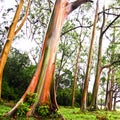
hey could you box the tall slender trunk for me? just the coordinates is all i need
[0,0,30,100]
[72,29,82,108]
[90,6,106,110]
[113,92,117,111]
[104,68,111,110]
[108,69,114,111]
[81,0,98,111]
[108,27,116,111]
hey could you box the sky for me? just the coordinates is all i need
[0,0,38,53]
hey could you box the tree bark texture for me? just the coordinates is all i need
[30,0,93,110]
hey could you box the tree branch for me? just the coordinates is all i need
[102,14,120,35]
[15,0,31,36]
[69,0,93,13]
[101,60,120,70]
[61,24,92,36]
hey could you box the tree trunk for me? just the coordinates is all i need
[0,0,30,100]
[108,69,114,111]
[32,0,92,111]
[104,68,111,110]
[72,29,82,108]
[35,0,93,109]
[6,0,93,117]
[113,92,117,111]
[90,6,106,110]
[81,0,98,111]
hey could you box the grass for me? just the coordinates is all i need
[60,106,120,120]
[1,104,120,120]
[0,104,11,116]
[60,106,96,120]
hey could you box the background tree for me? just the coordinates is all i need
[90,5,120,110]
[81,0,98,111]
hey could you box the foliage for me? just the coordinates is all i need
[57,87,92,107]
[57,88,72,106]
[2,48,36,101]
[17,93,37,116]
[25,93,38,106]
[36,105,50,117]
[17,102,30,116]
[36,105,61,119]
[0,104,11,117]
[2,80,17,100]
[1,104,120,119]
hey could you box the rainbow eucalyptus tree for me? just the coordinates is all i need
[6,0,93,117]
[0,0,30,100]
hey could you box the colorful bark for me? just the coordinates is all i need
[28,0,93,116]
[0,0,25,99]
[36,0,93,107]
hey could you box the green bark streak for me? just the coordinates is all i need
[36,45,51,101]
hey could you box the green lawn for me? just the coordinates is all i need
[1,104,120,120]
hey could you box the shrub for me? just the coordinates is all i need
[37,105,50,117]
[17,103,30,116]
[25,93,37,106]
[17,93,37,116]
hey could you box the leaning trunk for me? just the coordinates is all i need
[30,0,93,114]
[0,0,30,100]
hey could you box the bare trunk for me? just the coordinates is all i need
[72,36,82,108]
[108,69,114,111]
[113,93,117,111]
[0,0,30,99]
[104,68,111,110]
[81,0,98,111]
[90,6,105,110]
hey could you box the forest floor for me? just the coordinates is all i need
[0,103,120,120]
